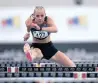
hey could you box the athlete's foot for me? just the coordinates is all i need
[23,43,32,62]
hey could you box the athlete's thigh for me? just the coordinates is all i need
[31,47,43,57]
[50,51,76,67]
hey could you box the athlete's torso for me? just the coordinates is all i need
[30,16,51,43]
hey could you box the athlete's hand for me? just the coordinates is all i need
[26,20,40,30]
[25,18,32,28]
[32,23,40,30]
[23,33,30,41]
[25,18,40,30]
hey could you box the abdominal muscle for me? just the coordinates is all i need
[32,35,51,43]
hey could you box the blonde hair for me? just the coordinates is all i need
[33,6,45,14]
[30,6,45,19]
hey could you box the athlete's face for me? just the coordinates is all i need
[34,9,46,25]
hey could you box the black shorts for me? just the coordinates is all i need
[30,41,58,60]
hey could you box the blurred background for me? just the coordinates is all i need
[0,0,98,83]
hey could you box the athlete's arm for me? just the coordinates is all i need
[41,16,58,33]
[25,15,33,33]
[25,14,40,32]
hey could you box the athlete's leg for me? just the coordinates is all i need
[50,51,76,67]
[31,48,43,59]
[23,43,43,62]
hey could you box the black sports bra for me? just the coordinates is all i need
[30,16,50,40]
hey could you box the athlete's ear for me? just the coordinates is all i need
[30,14,33,18]
[31,13,36,19]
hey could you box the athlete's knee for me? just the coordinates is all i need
[31,48,43,59]
[34,48,42,54]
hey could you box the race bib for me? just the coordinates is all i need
[33,31,49,39]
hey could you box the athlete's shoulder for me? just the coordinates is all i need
[45,16,55,25]
[46,16,54,23]
[46,16,52,20]
[46,16,57,30]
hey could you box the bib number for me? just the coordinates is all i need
[33,31,48,39]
